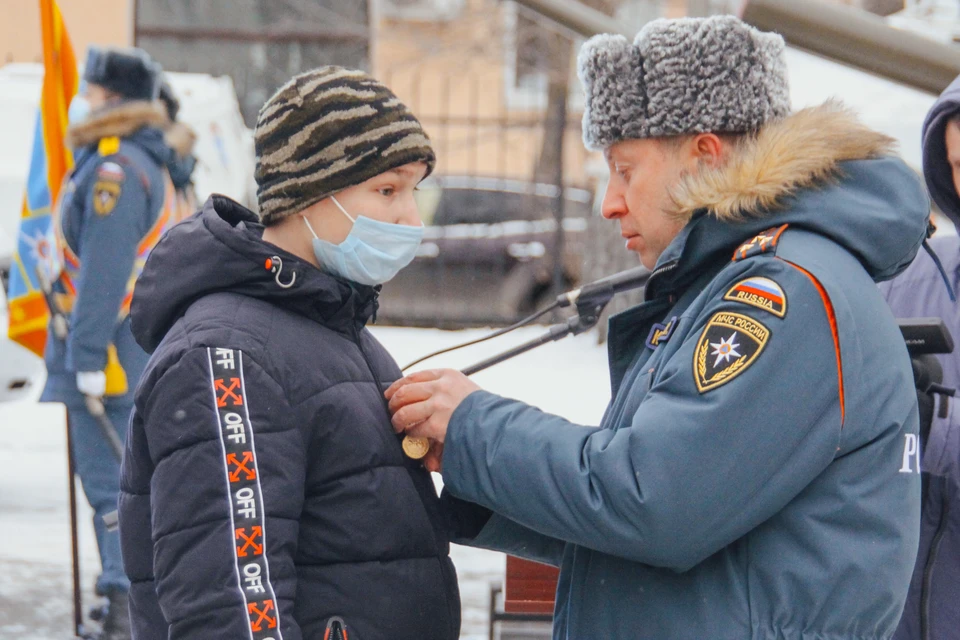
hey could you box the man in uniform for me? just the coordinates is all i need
[41,46,169,639]
[388,16,926,639]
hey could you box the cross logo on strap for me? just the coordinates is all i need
[227,451,256,482]
[236,526,264,557]
[215,377,243,407]
[248,600,277,632]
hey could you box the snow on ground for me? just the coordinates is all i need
[0,324,611,639]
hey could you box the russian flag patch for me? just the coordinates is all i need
[723,277,786,318]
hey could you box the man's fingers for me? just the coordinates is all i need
[391,400,433,433]
[384,369,442,400]
[404,414,446,443]
[387,381,435,414]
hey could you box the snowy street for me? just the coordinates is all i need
[0,324,612,639]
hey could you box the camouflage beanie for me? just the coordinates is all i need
[254,66,436,225]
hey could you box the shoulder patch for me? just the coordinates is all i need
[694,312,770,393]
[724,277,786,318]
[98,136,121,156]
[733,224,789,261]
[92,180,122,216]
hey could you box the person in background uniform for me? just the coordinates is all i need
[157,79,200,221]
[40,46,168,640]
[388,16,927,639]
[118,67,461,640]
[882,74,960,640]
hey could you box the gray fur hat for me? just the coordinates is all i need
[577,15,790,150]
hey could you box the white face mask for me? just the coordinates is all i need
[68,95,92,126]
[302,196,424,286]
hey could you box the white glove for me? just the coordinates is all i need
[76,371,106,398]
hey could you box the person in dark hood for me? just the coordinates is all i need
[881,75,960,640]
[118,66,461,640]
[388,16,926,639]
[40,45,168,639]
[157,79,199,219]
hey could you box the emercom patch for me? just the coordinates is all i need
[92,180,122,216]
[694,312,770,393]
[723,277,786,318]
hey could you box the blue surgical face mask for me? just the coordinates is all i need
[68,95,91,126]
[304,196,424,286]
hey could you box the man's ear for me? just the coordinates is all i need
[691,133,724,169]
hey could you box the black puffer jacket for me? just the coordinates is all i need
[119,195,461,640]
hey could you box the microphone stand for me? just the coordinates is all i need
[461,297,610,376]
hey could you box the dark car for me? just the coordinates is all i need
[378,176,592,327]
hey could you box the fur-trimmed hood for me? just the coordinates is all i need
[652,101,930,289]
[670,102,896,221]
[67,100,167,149]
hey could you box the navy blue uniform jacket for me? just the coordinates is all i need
[443,104,927,639]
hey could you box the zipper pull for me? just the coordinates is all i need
[324,616,348,640]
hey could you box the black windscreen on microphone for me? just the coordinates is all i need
[556,266,651,308]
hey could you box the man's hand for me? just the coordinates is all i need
[385,369,481,444]
[423,441,444,474]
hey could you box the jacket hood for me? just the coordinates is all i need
[130,195,379,354]
[165,152,197,190]
[921,75,960,229]
[652,101,930,293]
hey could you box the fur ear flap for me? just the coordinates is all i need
[577,34,645,151]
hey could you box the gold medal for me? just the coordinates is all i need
[402,435,429,460]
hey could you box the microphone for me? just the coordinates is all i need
[556,266,651,308]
